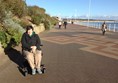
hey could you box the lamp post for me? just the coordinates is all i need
[87,0,91,28]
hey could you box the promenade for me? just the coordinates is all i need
[0,24,118,83]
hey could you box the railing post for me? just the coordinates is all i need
[114,24,116,32]
[108,24,111,31]
[98,23,99,29]
[99,23,101,29]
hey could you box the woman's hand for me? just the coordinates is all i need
[31,46,37,53]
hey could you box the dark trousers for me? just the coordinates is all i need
[102,30,106,35]
[59,25,61,29]
[64,25,67,29]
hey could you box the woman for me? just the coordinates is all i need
[21,25,42,75]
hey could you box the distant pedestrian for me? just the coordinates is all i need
[58,21,62,29]
[71,21,74,24]
[101,22,107,35]
[63,21,67,29]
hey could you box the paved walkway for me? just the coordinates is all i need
[0,24,118,83]
[42,24,118,60]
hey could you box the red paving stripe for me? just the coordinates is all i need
[112,44,118,48]
[93,48,118,56]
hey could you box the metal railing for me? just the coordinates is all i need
[75,22,118,32]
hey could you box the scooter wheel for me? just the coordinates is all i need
[41,67,46,74]
[24,71,28,76]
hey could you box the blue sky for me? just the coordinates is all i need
[26,0,118,19]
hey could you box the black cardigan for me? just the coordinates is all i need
[21,32,41,51]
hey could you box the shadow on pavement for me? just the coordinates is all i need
[79,31,102,35]
[4,38,26,76]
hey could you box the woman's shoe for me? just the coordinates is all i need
[32,69,36,75]
[37,68,42,74]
